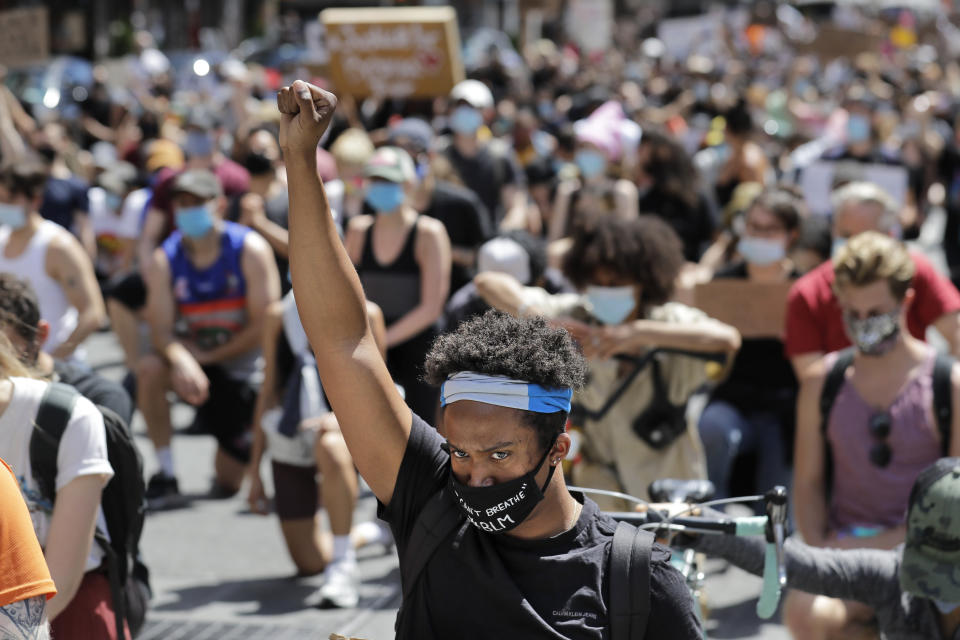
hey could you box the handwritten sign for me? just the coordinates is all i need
[0,7,48,68]
[799,160,909,217]
[565,0,613,54]
[792,26,884,62]
[321,7,464,98]
[693,280,792,339]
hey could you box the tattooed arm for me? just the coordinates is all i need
[44,229,106,360]
[0,597,50,640]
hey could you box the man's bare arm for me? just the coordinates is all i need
[280,81,410,507]
[46,232,106,359]
[0,596,50,640]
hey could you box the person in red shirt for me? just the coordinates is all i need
[784,181,960,381]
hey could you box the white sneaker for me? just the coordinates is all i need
[315,560,359,609]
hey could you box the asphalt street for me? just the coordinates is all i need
[83,328,792,640]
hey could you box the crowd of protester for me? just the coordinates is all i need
[3,3,960,638]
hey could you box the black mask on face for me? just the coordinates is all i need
[243,151,273,176]
[36,145,56,163]
[447,436,558,534]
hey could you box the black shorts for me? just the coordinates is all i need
[271,461,319,520]
[195,365,258,463]
[103,272,147,311]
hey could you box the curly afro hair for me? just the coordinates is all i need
[562,214,684,306]
[425,310,587,452]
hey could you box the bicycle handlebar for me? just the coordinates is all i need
[573,485,789,620]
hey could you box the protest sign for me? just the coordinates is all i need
[321,7,464,98]
[799,160,909,216]
[657,13,722,61]
[792,26,884,61]
[693,280,792,339]
[0,7,48,68]
[565,0,613,54]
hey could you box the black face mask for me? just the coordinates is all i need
[447,437,557,534]
[243,152,274,176]
[36,145,56,163]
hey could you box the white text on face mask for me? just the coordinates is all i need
[485,490,526,516]
[469,514,516,532]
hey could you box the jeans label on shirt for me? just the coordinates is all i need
[553,609,598,620]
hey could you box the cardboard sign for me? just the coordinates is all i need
[799,160,909,217]
[321,7,464,98]
[792,26,884,62]
[0,7,48,68]
[693,280,792,339]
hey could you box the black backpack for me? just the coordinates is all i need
[30,382,151,638]
[819,348,954,493]
[395,487,654,639]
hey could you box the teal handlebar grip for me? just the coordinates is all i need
[756,542,782,619]
[734,516,768,537]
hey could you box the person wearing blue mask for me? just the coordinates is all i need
[698,189,804,503]
[389,118,492,296]
[474,214,740,510]
[344,146,451,425]
[440,80,528,232]
[549,112,638,245]
[0,163,105,364]
[137,169,281,509]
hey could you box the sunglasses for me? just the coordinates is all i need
[868,412,892,468]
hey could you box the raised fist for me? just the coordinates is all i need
[277,80,338,156]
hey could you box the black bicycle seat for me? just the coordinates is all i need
[648,479,716,503]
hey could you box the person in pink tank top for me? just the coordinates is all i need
[788,231,960,640]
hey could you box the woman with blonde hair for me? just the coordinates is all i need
[0,329,121,638]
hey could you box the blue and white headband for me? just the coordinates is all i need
[440,372,573,414]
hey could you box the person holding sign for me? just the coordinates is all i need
[698,189,804,500]
[278,80,701,639]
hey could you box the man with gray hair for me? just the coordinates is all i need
[784,181,960,381]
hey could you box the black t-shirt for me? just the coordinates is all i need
[443,142,523,229]
[40,176,89,232]
[379,413,702,639]
[54,360,134,427]
[422,181,492,295]
[709,262,797,418]
[638,189,716,262]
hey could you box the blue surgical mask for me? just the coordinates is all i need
[0,202,27,229]
[847,114,871,144]
[175,204,215,238]
[105,192,123,212]
[575,149,607,179]
[832,237,847,258]
[737,236,786,266]
[365,182,405,214]
[586,285,637,325]
[450,105,483,136]
[934,599,960,615]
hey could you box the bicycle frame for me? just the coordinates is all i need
[571,485,789,632]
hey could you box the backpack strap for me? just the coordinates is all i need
[933,352,954,455]
[819,349,854,438]
[610,522,654,640]
[819,348,854,501]
[395,487,465,631]
[29,382,79,502]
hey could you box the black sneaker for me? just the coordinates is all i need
[146,472,185,511]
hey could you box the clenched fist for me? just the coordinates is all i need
[277,80,338,156]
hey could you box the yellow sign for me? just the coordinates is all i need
[321,7,465,98]
[693,279,793,339]
[0,7,48,68]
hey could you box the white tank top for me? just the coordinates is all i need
[0,221,78,354]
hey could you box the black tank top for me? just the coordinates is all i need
[358,216,421,323]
